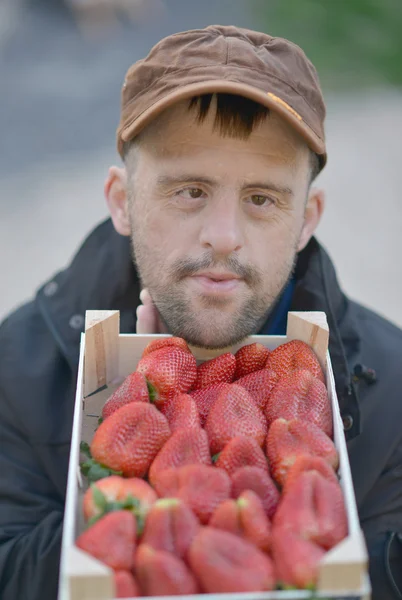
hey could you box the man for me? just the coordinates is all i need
[0,25,401,600]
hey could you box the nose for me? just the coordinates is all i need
[199,194,243,256]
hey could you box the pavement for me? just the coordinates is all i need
[1,1,401,328]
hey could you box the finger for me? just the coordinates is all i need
[136,304,158,334]
[139,288,153,306]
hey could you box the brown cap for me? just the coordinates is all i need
[117,25,327,168]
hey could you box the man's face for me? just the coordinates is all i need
[126,101,312,348]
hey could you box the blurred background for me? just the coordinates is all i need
[1,0,401,326]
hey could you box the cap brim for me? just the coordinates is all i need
[119,79,326,166]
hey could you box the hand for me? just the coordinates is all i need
[136,289,168,334]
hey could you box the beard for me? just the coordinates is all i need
[130,226,299,349]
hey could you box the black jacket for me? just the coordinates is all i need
[0,219,401,600]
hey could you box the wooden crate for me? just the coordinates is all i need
[58,310,371,600]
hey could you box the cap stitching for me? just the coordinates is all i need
[225,37,230,65]
[123,64,322,129]
[123,63,324,142]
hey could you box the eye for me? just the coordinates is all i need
[248,194,274,207]
[177,187,205,199]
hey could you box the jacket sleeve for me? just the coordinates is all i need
[0,388,64,600]
[361,438,402,600]
[366,531,402,600]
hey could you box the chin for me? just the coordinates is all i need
[169,318,253,350]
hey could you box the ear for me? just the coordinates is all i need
[104,166,131,236]
[297,187,325,252]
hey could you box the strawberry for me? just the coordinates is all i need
[188,527,275,593]
[236,368,279,410]
[190,382,229,426]
[136,347,197,406]
[90,403,170,478]
[266,338,325,383]
[154,465,231,524]
[149,428,211,487]
[284,455,339,493]
[76,511,136,571]
[141,498,200,560]
[266,418,339,487]
[83,476,157,530]
[101,372,149,421]
[271,526,325,589]
[234,343,271,379]
[231,466,280,519]
[215,436,269,476]
[141,336,191,358]
[113,570,139,598]
[274,470,348,550]
[209,490,272,551]
[193,353,236,390]
[205,384,267,454]
[135,544,199,596]
[161,393,200,432]
[265,369,333,438]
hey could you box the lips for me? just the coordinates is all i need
[189,273,242,295]
[194,272,241,282]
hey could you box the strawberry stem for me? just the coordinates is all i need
[80,458,123,483]
[211,453,221,463]
[146,379,158,402]
[80,441,92,459]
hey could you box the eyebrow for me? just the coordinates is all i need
[156,174,293,196]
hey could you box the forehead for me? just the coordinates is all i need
[136,99,310,172]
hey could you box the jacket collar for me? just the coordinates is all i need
[36,219,360,440]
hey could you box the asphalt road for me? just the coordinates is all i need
[1,1,401,328]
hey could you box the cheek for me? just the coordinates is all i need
[132,197,195,265]
[247,213,301,269]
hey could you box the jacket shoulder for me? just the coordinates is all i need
[349,300,402,366]
[0,299,76,445]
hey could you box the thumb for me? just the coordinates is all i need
[136,289,168,334]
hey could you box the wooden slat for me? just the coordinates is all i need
[318,529,368,592]
[65,547,114,600]
[84,311,120,397]
[286,311,329,371]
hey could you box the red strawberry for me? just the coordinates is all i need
[284,455,339,493]
[271,526,325,589]
[135,544,199,596]
[188,527,275,593]
[149,428,211,487]
[136,347,197,406]
[141,498,200,560]
[266,339,325,383]
[190,382,229,426]
[113,571,139,598]
[154,465,231,524]
[231,466,280,519]
[102,372,149,420]
[83,476,157,527]
[265,369,333,438]
[209,490,271,551]
[206,384,267,455]
[215,436,269,476]
[274,470,348,550]
[90,403,170,478]
[161,393,200,432]
[234,343,271,379]
[193,353,236,390]
[236,369,279,410]
[266,418,339,487]
[76,511,136,571]
[141,337,191,358]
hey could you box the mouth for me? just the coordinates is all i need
[189,272,243,295]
